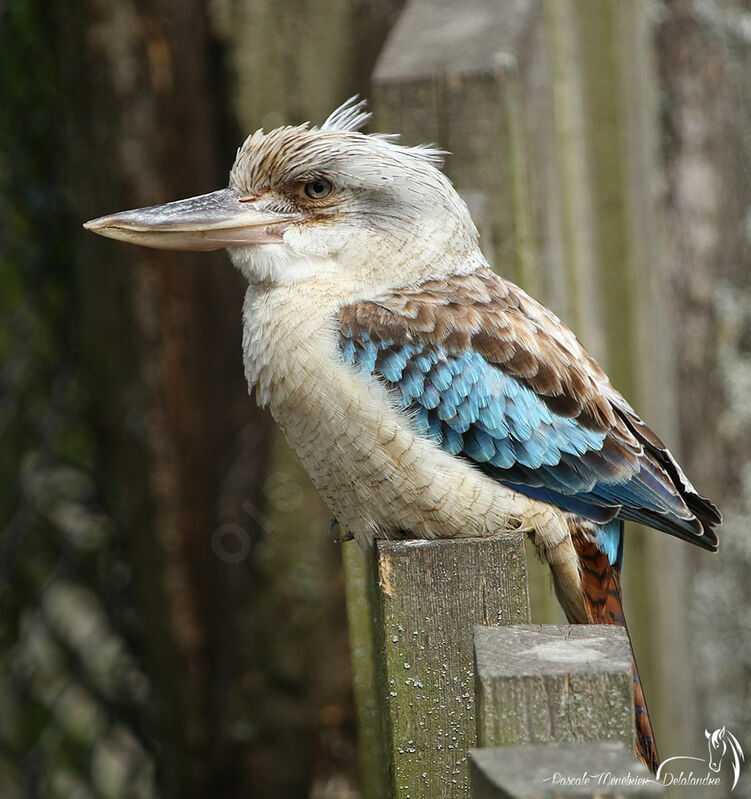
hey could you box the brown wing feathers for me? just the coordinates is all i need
[339,266,721,548]
[341,267,619,431]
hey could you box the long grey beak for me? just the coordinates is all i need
[83,188,295,251]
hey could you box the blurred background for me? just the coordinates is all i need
[1,0,750,797]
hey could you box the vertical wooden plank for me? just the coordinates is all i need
[372,536,530,798]
[543,0,602,348]
[342,542,390,799]
[543,0,679,761]
[371,0,541,287]
[655,5,751,784]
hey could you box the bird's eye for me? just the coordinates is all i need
[304,178,332,199]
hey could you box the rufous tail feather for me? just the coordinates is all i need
[572,529,659,773]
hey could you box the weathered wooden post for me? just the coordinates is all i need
[343,2,567,795]
[345,549,669,799]
[345,535,530,799]
[469,626,666,796]
[474,625,635,750]
[371,0,543,288]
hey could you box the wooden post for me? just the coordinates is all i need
[342,542,390,799]
[350,535,529,799]
[372,0,542,287]
[469,742,665,798]
[474,625,635,751]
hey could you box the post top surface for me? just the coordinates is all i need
[474,624,632,678]
[373,0,540,82]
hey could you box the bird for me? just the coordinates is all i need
[84,97,721,773]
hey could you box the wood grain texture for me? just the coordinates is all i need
[474,625,635,752]
[372,535,530,798]
[372,0,541,288]
[342,542,390,799]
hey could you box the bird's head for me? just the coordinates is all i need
[84,98,481,295]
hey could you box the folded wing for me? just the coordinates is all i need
[338,267,720,550]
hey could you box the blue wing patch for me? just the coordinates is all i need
[339,332,696,545]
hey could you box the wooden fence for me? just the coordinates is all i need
[344,537,664,798]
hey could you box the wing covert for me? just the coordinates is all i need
[338,267,720,550]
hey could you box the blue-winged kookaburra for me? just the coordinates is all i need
[85,99,721,772]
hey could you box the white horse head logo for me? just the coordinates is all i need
[706,727,744,788]
[657,726,745,791]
